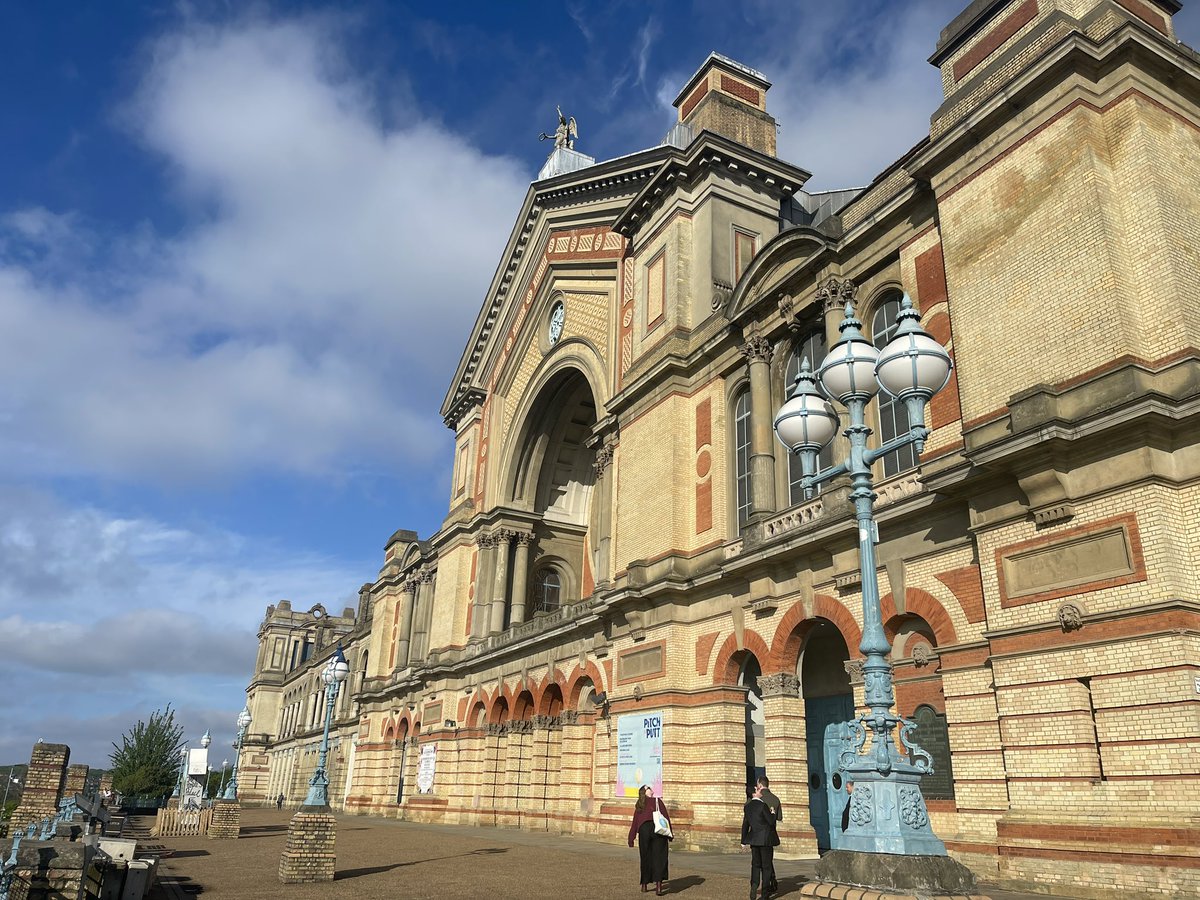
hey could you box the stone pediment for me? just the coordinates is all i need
[723,226,835,325]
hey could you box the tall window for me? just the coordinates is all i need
[530,568,562,615]
[872,295,918,477]
[785,331,832,504]
[734,388,752,527]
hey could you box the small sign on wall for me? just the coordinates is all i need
[416,743,437,794]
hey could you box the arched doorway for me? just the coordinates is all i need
[738,653,764,797]
[800,620,853,852]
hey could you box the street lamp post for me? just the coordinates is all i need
[2,770,18,810]
[774,296,953,857]
[222,707,253,801]
[218,759,229,798]
[172,745,188,803]
[302,647,350,808]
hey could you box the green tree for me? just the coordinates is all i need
[108,706,185,798]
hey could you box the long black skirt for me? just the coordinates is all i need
[637,820,669,884]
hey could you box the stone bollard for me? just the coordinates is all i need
[207,800,241,839]
[278,807,336,883]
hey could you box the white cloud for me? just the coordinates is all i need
[0,14,530,485]
[0,484,364,765]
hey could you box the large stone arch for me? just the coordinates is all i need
[565,660,607,709]
[497,345,609,508]
[767,594,864,672]
[880,588,958,647]
[712,629,771,686]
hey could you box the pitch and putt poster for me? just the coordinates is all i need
[615,711,663,798]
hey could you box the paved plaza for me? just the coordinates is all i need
[150,809,1084,900]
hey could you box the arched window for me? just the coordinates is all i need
[785,331,832,504]
[872,295,918,478]
[530,567,562,615]
[734,388,752,527]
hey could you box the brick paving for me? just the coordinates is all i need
[149,808,1086,900]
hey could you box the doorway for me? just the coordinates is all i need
[801,620,853,853]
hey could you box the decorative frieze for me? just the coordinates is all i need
[844,659,865,684]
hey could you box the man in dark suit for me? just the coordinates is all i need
[740,783,778,900]
[756,776,782,893]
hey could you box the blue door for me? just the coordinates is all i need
[805,694,854,852]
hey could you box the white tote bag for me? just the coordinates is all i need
[652,799,672,838]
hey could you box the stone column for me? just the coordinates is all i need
[410,568,435,662]
[394,578,417,669]
[208,798,241,839]
[742,334,777,518]
[12,742,69,832]
[278,808,336,882]
[759,673,819,855]
[509,533,532,624]
[64,764,89,799]
[471,533,495,639]
[592,443,615,584]
[489,530,513,634]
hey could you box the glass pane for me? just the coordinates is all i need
[785,332,832,504]
[872,297,915,478]
[735,390,752,526]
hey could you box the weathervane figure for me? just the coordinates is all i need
[539,105,578,150]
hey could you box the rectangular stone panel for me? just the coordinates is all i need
[618,642,665,684]
[996,513,1145,607]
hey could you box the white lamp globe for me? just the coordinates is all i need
[773,361,838,453]
[874,294,952,400]
[329,646,351,684]
[817,305,881,402]
[200,730,211,749]
[237,707,252,729]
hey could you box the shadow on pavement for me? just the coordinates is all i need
[169,850,210,859]
[334,847,508,881]
[667,874,705,893]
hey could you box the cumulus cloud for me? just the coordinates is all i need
[0,13,530,485]
[0,484,364,765]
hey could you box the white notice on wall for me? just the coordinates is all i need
[416,743,437,794]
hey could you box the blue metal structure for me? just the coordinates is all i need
[773,297,953,856]
[222,707,253,801]
[302,646,350,808]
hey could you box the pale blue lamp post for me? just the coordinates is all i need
[303,647,350,808]
[217,759,229,798]
[172,745,188,802]
[222,707,253,801]
[773,296,953,856]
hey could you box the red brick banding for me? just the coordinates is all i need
[695,631,720,675]
[953,0,1039,81]
[936,564,987,624]
[680,82,708,119]
[719,74,760,106]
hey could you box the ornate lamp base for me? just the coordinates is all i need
[839,766,946,856]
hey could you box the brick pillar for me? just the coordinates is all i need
[64,764,89,799]
[278,808,336,882]
[759,672,819,855]
[11,742,70,832]
[207,799,241,839]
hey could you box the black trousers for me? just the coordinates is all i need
[750,844,775,897]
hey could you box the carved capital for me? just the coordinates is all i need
[816,277,857,314]
[740,334,773,364]
[509,718,534,735]
[593,444,615,476]
[514,531,534,547]
[844,659,866,684]
[493,529,516,545]
[419,567,436,583]
[476,532,495,549]
[757,672,800,698]
[558,709,580,726]
[402,578,419,595]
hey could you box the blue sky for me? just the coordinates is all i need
[2,1,1197,768]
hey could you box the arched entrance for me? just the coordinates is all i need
[738,654,764,797]
[800,620,853,852]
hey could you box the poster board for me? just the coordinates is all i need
[187,748,209,776]
[615,711,663,798]
[416,743,437,794]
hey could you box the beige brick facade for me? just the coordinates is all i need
[241,5,1200,898]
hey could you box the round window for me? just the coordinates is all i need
[548,300,565,345]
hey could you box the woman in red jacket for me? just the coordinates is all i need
[628,784,672,895]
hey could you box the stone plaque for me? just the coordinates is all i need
[424,702,442,727]
[998,515,1143,607]
[908,706,954,801]
[620,644,664,682]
